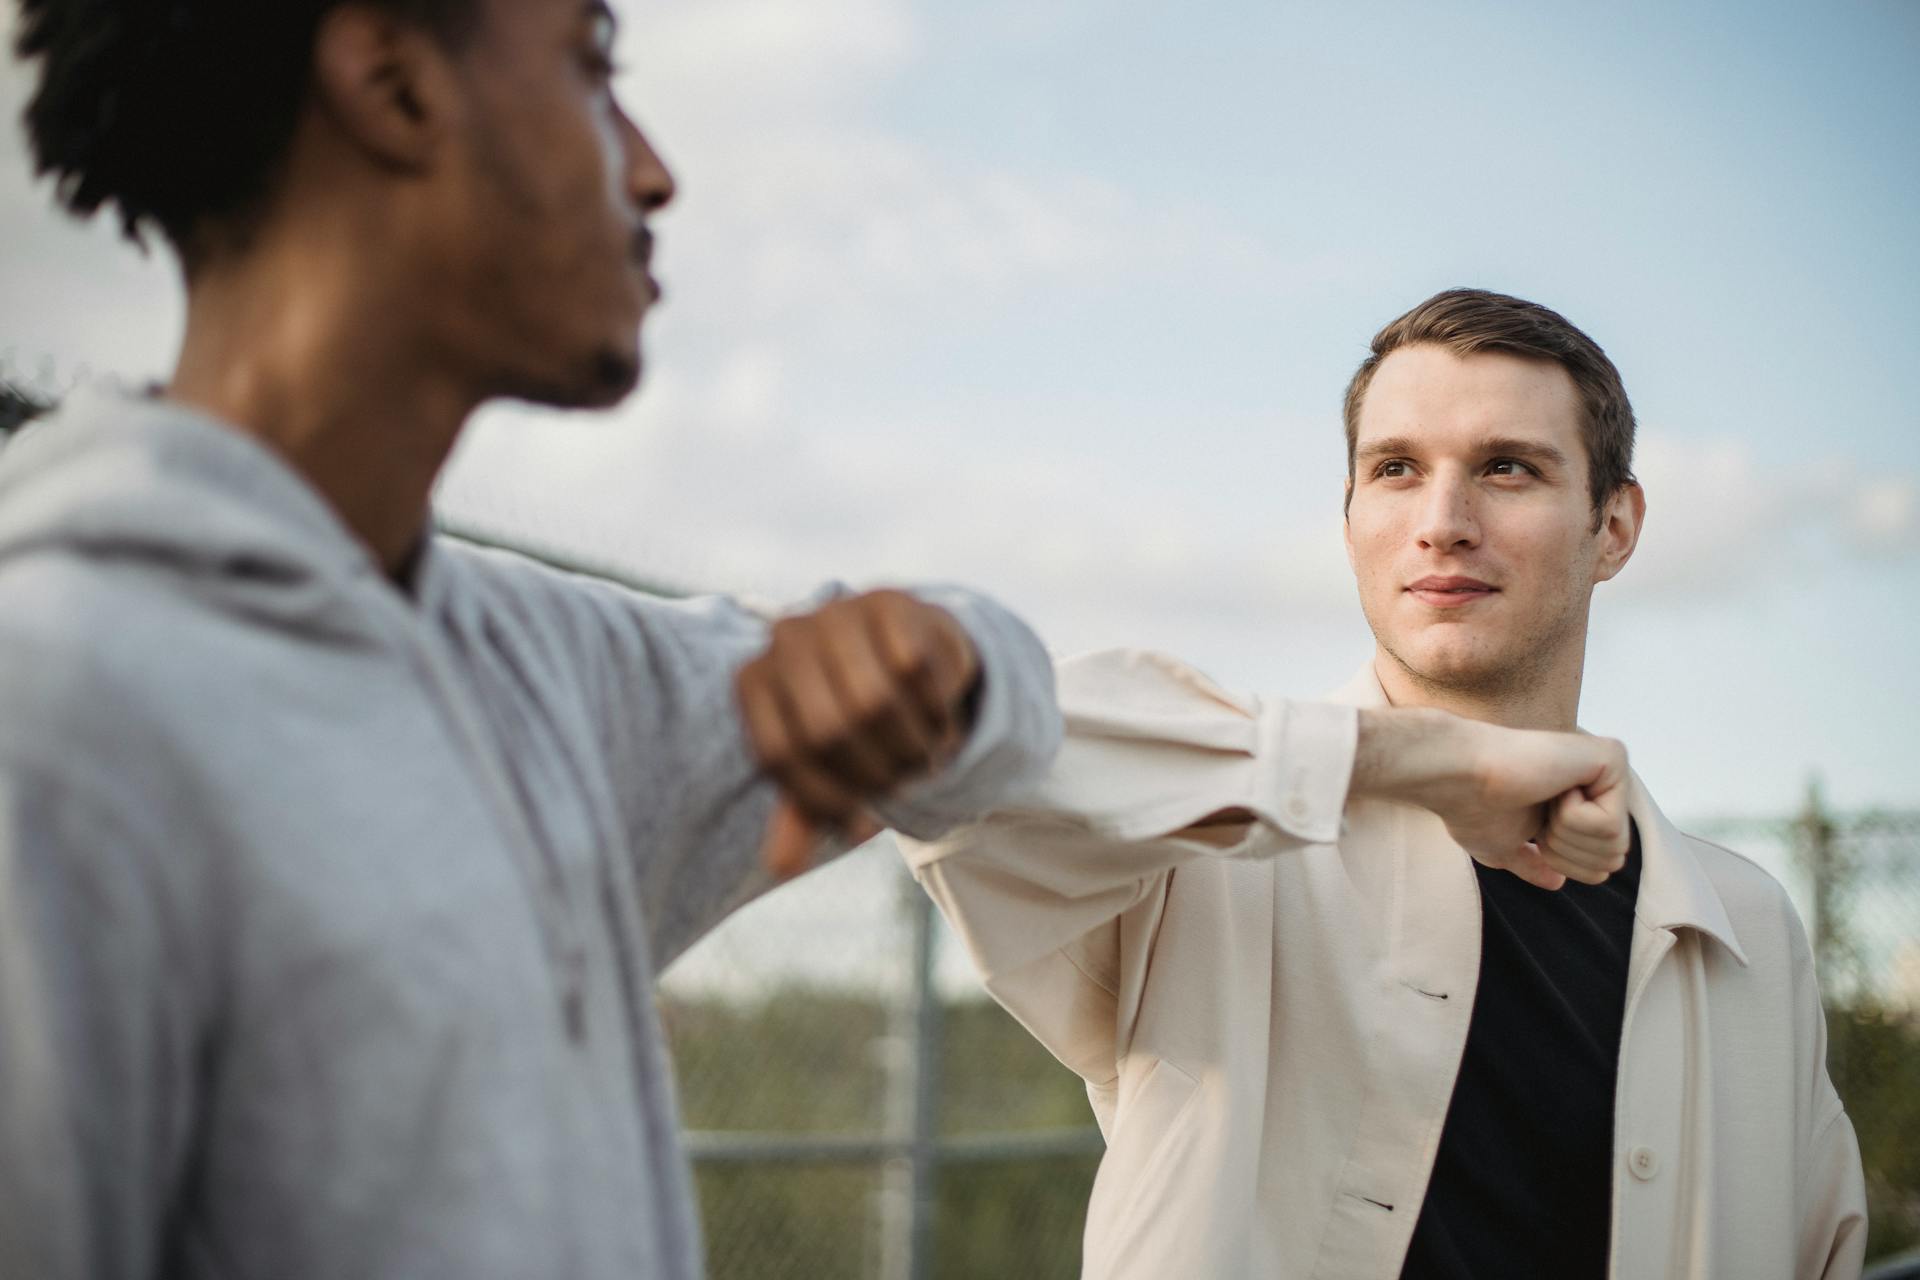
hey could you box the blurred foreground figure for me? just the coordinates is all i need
[0,1,1067,1276]
[907,290,1867,1279]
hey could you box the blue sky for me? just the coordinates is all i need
[2,0,1916,828]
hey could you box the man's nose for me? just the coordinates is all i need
[618,107,676,214]
[1414,474,1479,551]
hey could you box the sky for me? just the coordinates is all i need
[2,0,1917,837]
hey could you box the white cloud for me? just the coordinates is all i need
[1848,476,1918,555]
[1621,434,1920,602]
[628,0,917,128]
[616,0,1305,360]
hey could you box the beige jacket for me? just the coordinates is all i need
[904,650,1867,1280]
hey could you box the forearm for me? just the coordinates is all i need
[1186,707,1473,842]
[1350,706,1483,810]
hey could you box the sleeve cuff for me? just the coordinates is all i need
[1248,697,1357,845]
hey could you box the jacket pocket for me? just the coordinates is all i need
[1084,1056,1203,1276]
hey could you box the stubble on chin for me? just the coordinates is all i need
[1370,595,1586,706]
[1380,634,1540,704]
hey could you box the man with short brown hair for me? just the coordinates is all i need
[907,288,1868,1278]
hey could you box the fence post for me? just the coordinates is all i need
[880,868,943,1280]
[1794,775,1852,1086]
[1799,776,1835,989]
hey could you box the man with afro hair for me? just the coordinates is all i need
[0,1,1068,1275]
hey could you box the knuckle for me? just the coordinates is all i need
[854,696,897,735]
[888,641,935,682]
[846,672,898,725]
[797,715,845,753]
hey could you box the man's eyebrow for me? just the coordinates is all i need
[1354,436,1421,464]
[1473,436,1570,468]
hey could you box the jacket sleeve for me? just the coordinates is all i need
[1793,936,1868,1280]
[1797,1104,1866,1280]
[899,648,1357,1087]
[0,763,200,1280]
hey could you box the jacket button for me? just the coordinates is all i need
[1628,1145,1659,1180]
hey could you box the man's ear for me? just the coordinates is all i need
[310,4,462,173]
[1593,481,1646,585]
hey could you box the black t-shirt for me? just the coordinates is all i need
[1400,822,1643,1280]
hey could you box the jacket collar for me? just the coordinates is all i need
[1328,662,1749,967]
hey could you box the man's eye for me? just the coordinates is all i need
[584,11,621,76]
[1374,460,1412,479]
[590,8,616,49]
[1488,458,1534,477]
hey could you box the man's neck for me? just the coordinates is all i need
[1371,649,1584,732]
[165,241,474,582]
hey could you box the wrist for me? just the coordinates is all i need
[1350,707,1481,809]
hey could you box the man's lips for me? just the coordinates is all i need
[1406,576,1499,608]
[632,227,661,302]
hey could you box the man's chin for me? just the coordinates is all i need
[579,346,643,406]
[1390,642,1511,695]
[502,345,643,412]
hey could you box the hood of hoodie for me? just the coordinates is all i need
[0,388,402,642]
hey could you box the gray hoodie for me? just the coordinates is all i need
[0,390,1061,1279]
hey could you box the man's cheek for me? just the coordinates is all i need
[591,103,627,211]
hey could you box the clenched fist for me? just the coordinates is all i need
[1353,708,1631,891]
[735,589,981,880]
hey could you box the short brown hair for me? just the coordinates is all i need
[1342,288,1637,525]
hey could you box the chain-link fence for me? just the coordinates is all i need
[660,845,1101,1280]
[1696,790,1920,1264]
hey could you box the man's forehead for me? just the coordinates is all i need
[1356,344,1583,450]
